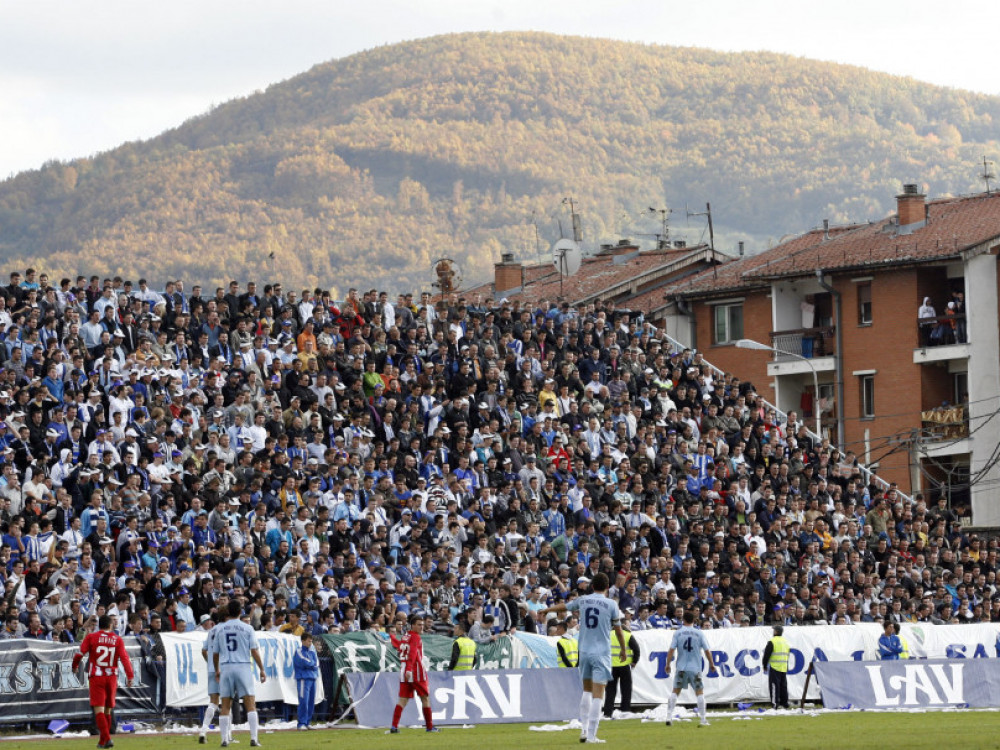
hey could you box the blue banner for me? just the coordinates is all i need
[814,658,1000,709]
[345,668,583,726]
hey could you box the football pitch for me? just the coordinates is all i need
[4,712,1000,750]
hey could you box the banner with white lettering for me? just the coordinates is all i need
[345,668,582,727]
[628,622,1000,705]
[162,631,324,707]
[0,640,158,723]
[814,658,1000,708]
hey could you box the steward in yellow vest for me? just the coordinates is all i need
[603,625,641,717]
[762,624,791,709]
[448,621,478,670]
[555,621,579,668]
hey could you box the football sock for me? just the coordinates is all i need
[667,692,677,721]
[248,710,259,742]
[588,696,603,740]
[201,703,217,732]
[219,715,231,743]
[422,706,433,730]
[391,704,403,729]
[579,692,592,734]
[696,694,707,720]
[96,713,109,744]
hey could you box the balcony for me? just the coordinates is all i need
[914,314,970,364]
[765,326,836,377]
[918,405,970,458]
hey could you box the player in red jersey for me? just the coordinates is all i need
[388,614,438,733]
[72,614,135,748]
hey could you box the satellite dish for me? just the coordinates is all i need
[552,239,582,277]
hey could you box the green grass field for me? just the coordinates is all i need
[4,712,1000,750]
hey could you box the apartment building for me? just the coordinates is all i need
[661,185,1000,525]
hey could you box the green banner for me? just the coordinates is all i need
[320,631,519,704]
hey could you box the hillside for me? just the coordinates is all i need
[1,31,999,293]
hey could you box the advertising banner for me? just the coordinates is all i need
[162,631,325,707]
[321,631,521,704]
[814,658,1000,708]
[345,668,582,727]
[0,640,158,723]
[628,621,1000,704]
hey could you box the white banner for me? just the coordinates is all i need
[629,622,1000,705]
[162,631,325,708]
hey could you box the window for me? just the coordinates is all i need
[858,283,872,325]
[860,375,875,419]
[713,303,744,344]
[954,372,968,405]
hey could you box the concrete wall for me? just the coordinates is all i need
[967,252,1000,525]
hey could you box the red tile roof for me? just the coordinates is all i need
[664,191,1000,298]
[462,246,717,305]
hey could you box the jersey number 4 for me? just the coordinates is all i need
[683,637,694,652]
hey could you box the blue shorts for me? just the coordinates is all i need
[207,669,220,696]
[673,670,704,691]
[578,653,613,685]
[219,665,255,699]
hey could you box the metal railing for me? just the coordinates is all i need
[769,326,836,360]
[660,332,913,504]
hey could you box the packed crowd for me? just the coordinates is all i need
[0,268,994,656]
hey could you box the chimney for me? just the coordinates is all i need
[897,183,926,229]
[494,253,522,294]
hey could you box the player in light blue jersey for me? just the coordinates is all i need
[664,610,717,727]
[540,572,626,744]
[199,621,221,744]
[213,600,266,748]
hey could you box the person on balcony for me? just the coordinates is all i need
[950,291,967,343]
[918,297,936,346]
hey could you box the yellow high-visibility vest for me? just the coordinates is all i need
[768,636,790,673]
[900,637,910,660]
[454,636,477,670]
[611,630,634,668]
[558,636,579,667]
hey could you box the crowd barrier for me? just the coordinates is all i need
[0,640,157,724]
[344,668,582,727]
[813,658,1000,708]
[3,622,998,724]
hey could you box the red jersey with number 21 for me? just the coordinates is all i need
[73,630,135,680]
[391,630,427,684]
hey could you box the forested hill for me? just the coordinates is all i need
[2,31,999,293]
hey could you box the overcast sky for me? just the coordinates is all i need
[2,0,996,177]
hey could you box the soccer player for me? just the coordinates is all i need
[199,617,221,744]
[72,614,135,749]
[664,610,717,727]
[389,613,439,733]
[213,600,266,748]
[539,571,626,744]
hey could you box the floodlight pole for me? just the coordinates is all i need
[735,338,822,437]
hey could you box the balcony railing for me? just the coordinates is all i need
[921,406,969,441]
[918,313,968,347]
[768,326,836,360]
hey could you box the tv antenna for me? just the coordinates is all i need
[562,197,583,243]
[982,156,996,195]
[552,238,582,297]
[686,202,717,277]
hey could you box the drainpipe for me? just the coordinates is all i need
[675,295,696,349]
[816,269,845,447]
